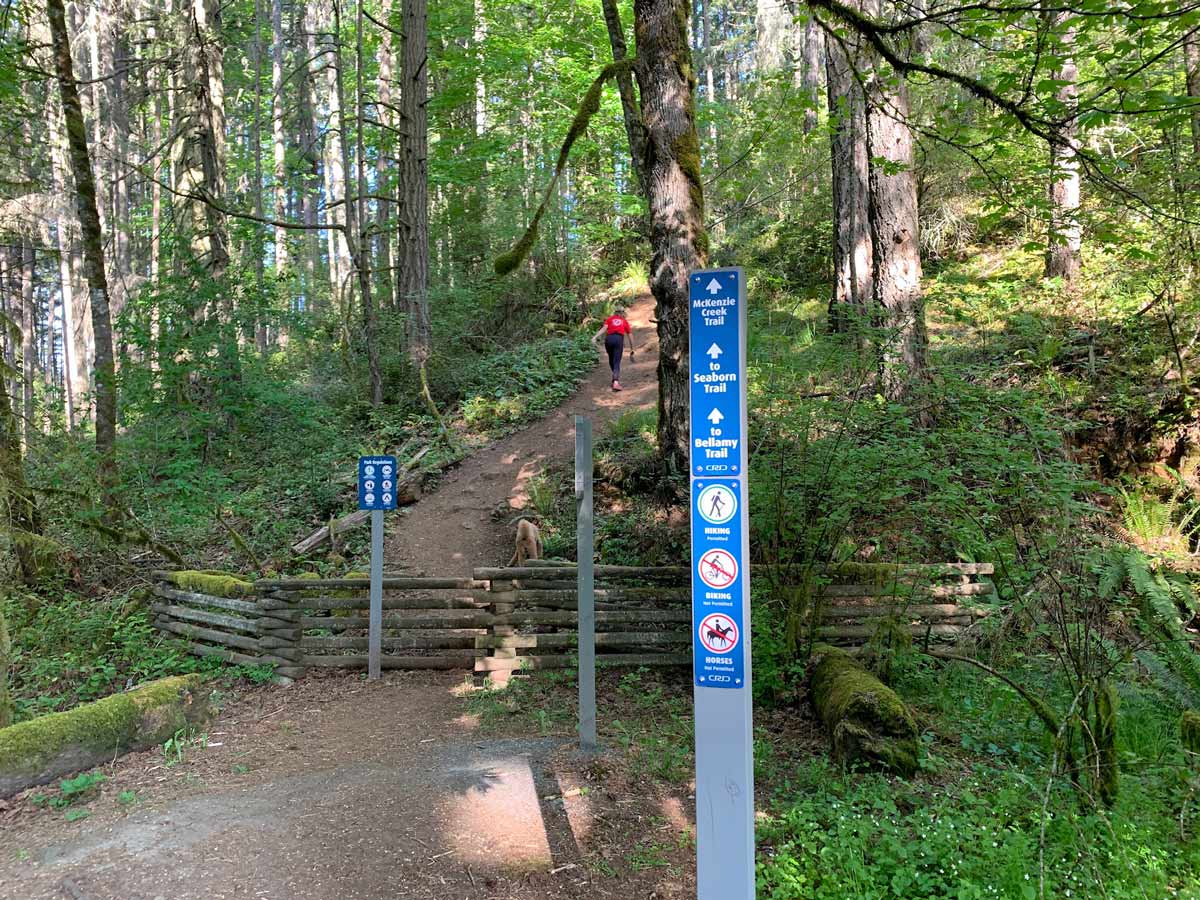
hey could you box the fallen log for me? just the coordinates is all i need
[808,647,919,775]
[0,675,213,798]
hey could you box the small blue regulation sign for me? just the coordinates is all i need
[358,456,399,511]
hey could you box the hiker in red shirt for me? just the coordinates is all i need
[592,306,637,392]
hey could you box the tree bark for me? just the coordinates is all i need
[271,0,289,275]
[47,0,120,515]
[350,0,382,405]
[601,0,650,199]
[634,0,708,473]
[864,62,927,396]
[398,0,431,367]
[825,23,872,332]
[800,13,823,133]
[46,86,84,428]
[374,0,395,311]
[174,0,231,280]
[1044,12,1081,283]
[298,0,321,311]
[317,0,353,311]
[19,241,35,451]
[1187,34,1200,160]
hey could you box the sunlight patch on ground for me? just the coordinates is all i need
[439,756,552,871]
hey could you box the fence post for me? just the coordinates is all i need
[255,587,305,682]
[575,416,596,751]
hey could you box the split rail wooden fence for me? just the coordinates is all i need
[149,562,996,679]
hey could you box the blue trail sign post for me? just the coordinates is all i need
[688,267,755,899]
[358,455,398,680]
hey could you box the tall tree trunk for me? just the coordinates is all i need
[755,0,791,74]
[47,0,120,515]
[1044,13,1081,283]
[298,0,321,312]
[19,241,35,451]
[601,0,649,199]
[634,0,708,472]
[318,0,353,311]
[253,0,268,353]
[800,14,823,133]
[175,0,231,280]
[1187,34,1200,160]
[0,366,40,585]
[398,0,431,368]
[46,87,84,428]
[701,0,716,142]
[374,0,395,311]
[271,0,289,276]
[350,0,382,405]
[825,25,872,332]
[149,14,163,377]
[864,63,927,396]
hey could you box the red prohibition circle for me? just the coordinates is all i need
[698,549,738,588]
[698,613,740,654]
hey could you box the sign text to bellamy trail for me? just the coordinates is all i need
[687,267,754,900]
[689,269,744,478]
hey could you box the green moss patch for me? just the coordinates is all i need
[166,570,255,598]
[0,674,211,797]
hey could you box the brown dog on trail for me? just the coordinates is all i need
[509,518,543,566]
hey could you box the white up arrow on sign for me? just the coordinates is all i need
[708,408,725,425]
[707,343,723,360]
[706,277,723,294]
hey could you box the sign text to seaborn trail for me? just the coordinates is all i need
[688,268,755,900]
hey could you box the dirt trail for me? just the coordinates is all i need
[389,294,658,576]
[0,673,694,900]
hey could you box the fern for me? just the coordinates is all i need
[1114,548,1200,706]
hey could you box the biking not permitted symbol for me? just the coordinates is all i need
[698,548,738,589]
[698,613,740,655]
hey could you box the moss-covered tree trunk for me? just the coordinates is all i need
[633,0,707,473]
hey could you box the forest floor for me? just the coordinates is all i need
[387,293,659,575]
[0,293,697,900]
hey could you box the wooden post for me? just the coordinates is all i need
[576,416,596,750]
[255,587,305,681]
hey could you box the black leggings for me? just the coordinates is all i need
[604,333,624,381]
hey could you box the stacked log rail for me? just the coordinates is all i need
[149,562,997,678]
[472,564,692,676]
[149,573,305,679]
[254,576,491,671]
[469,562,998,674]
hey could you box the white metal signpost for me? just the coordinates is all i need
[358,455,398,680]
[689,267,755,898]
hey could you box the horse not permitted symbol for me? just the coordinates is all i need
[698,613,739,654]
[698,549,738,589]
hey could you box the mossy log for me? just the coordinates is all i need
[0,674,212,798]
[156,570,255,598]
[809,647,919,775]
